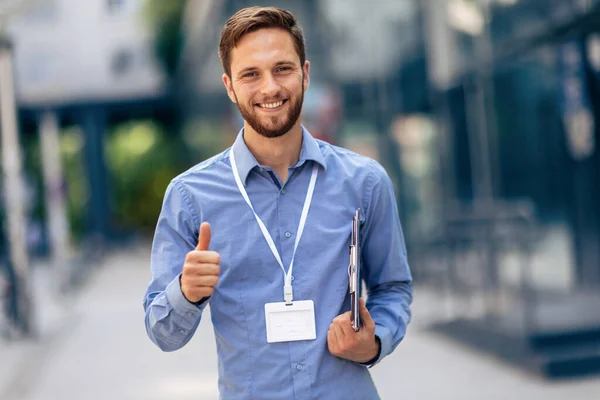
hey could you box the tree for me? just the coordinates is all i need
[143,0,187,79]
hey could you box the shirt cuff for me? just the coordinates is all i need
[165,273,207,317]
[369,324,392,366]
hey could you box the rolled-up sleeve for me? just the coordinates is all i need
[361,160,413,365]
[143,179,207,352]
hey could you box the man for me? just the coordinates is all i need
[144,6,412,400]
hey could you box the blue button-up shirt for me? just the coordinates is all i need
[144,127,413,400]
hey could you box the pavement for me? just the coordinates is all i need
[1,243,600,400]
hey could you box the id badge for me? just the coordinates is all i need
[265,300,317,343]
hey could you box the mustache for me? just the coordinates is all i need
[253,95,288,104]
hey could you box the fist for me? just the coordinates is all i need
[181,222,221,303]
[327,298,380,364]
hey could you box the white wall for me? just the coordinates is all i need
[7,0,165,106]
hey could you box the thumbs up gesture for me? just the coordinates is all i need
[181,222,221,303]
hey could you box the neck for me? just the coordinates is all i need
[243,122,303,181]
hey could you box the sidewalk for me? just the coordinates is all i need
[0,258,75,400]
[1,244,599,400]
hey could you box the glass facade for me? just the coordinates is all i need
[401,0,600,378]
[395,0,600,293]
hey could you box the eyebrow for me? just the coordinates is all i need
[237,61,298,77]
[237,67,258,77]
[274,60,297,67]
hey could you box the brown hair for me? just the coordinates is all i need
[218,6,306,77]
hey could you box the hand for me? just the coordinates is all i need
[180,222,221,303]
[327,298,379,364]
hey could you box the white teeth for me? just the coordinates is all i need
[260,100,283,109]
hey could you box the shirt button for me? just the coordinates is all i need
[285,231,292,238]
[281,188,286,195]
[179,329,186,334]
[291,275,295,281]
[296,364,303,371]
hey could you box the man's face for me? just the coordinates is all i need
[222,28,309,138]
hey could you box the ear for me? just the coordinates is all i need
[222,73,237,103]
[303,60,310,92]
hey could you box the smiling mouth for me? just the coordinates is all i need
[256,99,288,110]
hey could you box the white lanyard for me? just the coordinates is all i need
[230,149,318,304]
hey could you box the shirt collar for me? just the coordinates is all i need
[231,126,327,186]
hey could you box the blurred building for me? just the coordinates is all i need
[6,0,172,241]
[3,0,600,378]
[8,0,164,106]
[409,0,600,380]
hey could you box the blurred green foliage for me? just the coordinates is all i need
[60,127,89,239]
[104,120,184,232]
[182,118,236,155]
[104,119,234,233]
[13,117,233,242]
[143,0,187,78]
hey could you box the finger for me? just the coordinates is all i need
[187,250,220,264]
[186,275,219,287]
[333,312,352,333]
[327,330,337,353]
[338,315,356,337]
[189,286,214,299]
[186,262,220,276]
[183,263,220,279]
[328,324,342,352]
[196,222,211,251]
[332,322,346,344]
[337,311,352,323]
[359,298,375,328]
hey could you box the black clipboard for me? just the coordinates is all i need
[348,208,361,331]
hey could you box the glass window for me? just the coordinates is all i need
[107,0,140,13]
[17,1,58,23]
[107,0,126,12]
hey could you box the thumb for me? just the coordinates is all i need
[196,222,211,251]
[359,298,375,328]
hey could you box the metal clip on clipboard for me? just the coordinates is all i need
[348,208,361,332]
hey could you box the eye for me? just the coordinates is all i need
[277,66,292,73]
[242,72,258,78]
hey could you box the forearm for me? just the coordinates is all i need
[366,280,413,364]
[144,274,205,352]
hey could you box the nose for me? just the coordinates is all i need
[260,72,279,97]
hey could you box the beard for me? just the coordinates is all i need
[233,87,304,139]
